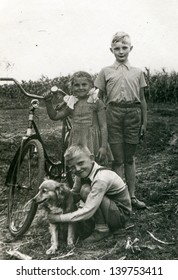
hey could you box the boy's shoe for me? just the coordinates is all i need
[131,197,146,209]
[84,230,110,243]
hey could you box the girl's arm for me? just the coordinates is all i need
[97,102,108,161]
[45,99,70,120]
[98,89,107,104]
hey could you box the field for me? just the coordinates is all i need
[0,102,178,260]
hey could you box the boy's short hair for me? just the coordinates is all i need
[64,145,92,164]
[111,32,131,46]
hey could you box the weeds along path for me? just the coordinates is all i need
[0,103,178,259]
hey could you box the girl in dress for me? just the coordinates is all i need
[44,71,110,164]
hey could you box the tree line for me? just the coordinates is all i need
[0,69,178,108]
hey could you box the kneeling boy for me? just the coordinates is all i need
[48,145,131,242]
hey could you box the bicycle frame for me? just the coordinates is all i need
[0,77,74,237]
[0,77,72,184]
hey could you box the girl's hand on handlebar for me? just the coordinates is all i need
[43,90,53,101]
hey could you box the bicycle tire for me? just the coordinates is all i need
[7,139,45,237]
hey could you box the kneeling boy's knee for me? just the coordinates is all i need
[80,184,91,201]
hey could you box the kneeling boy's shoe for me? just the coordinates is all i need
[84,230,110,243]
[131,197,146,209]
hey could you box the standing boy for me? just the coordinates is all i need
[94,32,147,209]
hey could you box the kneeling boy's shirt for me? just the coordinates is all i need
[59,162,131,223]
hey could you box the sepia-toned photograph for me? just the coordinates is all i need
[0,0,178,264]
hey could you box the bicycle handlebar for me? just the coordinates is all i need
[0,77,66,99]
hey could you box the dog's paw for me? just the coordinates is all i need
[46,245,58,255]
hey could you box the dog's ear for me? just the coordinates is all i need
[55,182,71,201]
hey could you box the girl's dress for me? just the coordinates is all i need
[62,93,113,163]
[70,98,104,157]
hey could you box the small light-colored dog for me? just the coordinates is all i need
[33,179,76,255]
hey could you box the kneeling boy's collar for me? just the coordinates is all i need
[87,162,101,182]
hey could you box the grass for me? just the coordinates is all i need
[0,102,178,260]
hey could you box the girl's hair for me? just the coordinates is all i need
[69,71,94,90]
[111,32,131,46]
[64,145,92,164]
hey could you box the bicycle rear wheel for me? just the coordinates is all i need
[8,139,45,237]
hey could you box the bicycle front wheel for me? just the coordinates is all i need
[8,139,45,237]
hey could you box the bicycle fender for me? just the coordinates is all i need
[5,135,41,187]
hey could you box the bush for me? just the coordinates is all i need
[144,68,178,103]
[1,70,178,109]
[0,75,71,109]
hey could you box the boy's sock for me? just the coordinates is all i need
[94,224,109,232]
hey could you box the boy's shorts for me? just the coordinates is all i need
[106,104,141,144]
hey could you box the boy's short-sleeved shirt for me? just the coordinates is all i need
[94,61,147,104]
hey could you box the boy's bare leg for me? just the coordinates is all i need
[114,164,124,179]
[110,143,124,179]
[93,207,109,232]
[83,207,110,243]
[124,143,146,209]
[110,143,146,209]
[125,159,136,198]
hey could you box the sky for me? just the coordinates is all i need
[0,0,178,81]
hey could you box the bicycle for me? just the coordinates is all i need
[0,77,72,238]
